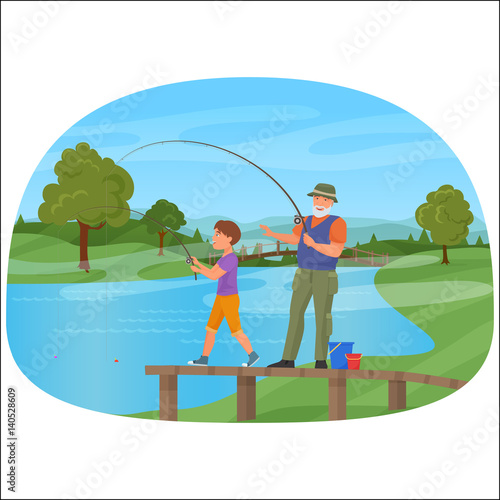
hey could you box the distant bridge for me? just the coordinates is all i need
[208,241,389,267]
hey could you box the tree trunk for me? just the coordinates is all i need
[441,244,450,265]
[158,230,166,256]
[77,219,106,272]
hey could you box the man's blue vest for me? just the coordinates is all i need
[297,215,339,271]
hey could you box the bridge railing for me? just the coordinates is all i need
[208,241,389,266]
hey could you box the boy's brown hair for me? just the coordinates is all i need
[214,220,241,245]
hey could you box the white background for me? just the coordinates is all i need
[1,1,498,499]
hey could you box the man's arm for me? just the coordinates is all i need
[302,218,346,257]
[303,234,344,257]
[260,224,300,246]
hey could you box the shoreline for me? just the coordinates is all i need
[122,247,493,422]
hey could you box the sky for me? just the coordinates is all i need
[17,77,485,224]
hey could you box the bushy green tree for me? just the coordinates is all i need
[141,199,186,256]
[38,142,134,271]
[415,185,473,264]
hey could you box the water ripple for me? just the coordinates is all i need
[52,327,192,334]
[139,309,210,314]
[12,297,64,302]
[118,318,205,323]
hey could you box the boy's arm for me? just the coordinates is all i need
[192,258,210,272]
[191,262,226,281]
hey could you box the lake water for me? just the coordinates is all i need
[6,267,434,415]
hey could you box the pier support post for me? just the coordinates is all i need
[237,376,256,421]
[159,374,178,421]
[328,373,347,420]
[388,380,406,411]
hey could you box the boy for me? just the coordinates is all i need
[188,220,260,368]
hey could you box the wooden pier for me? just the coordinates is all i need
[145,365,467,422]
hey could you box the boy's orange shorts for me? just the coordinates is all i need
[206,294,243,337]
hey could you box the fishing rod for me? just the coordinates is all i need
[117,140,309,233]
[67,205,198,280]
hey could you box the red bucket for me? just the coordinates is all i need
[346,353,362,370]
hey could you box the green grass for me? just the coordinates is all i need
[137,261,194,280]
[9,233,156,262]
[7,233,196,284]
[121,247,494,422]
[8,269,107,284]
[7,232,217,284]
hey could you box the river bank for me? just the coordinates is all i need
[125,247,494,422]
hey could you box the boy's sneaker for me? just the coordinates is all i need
[242,351,260,368]
[188,356,208,366]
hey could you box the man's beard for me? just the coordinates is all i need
[312,205,332,217]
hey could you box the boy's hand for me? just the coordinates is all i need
[191,256,200,266]
[260,224,273,237]
[190,265,199,273]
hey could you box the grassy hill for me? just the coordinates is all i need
[9,218,490,284]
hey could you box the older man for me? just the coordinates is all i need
[260,183,346,368]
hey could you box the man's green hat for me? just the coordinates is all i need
[307,183,338,203]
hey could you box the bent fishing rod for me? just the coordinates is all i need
[67,205,198,280]
[117,140,309,234]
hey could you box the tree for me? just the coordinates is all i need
[38,142,134,272]
[407,233,415,242]
[369,233,377,244]
[476,235,484,246]
[418,229,431,243]
[192,228,203,243]
[415,185,474,264]
[15,214,24,225]
[141,199,186,255]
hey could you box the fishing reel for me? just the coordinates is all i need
[294,215,303,225]
[186,257,198,280]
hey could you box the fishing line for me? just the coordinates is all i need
[55,205,197,360]
[116,140,309,234]
[56,141,309,360]
[65,206,197,277]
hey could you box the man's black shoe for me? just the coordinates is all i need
[315,360,328,369]
[268,359,295,368]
